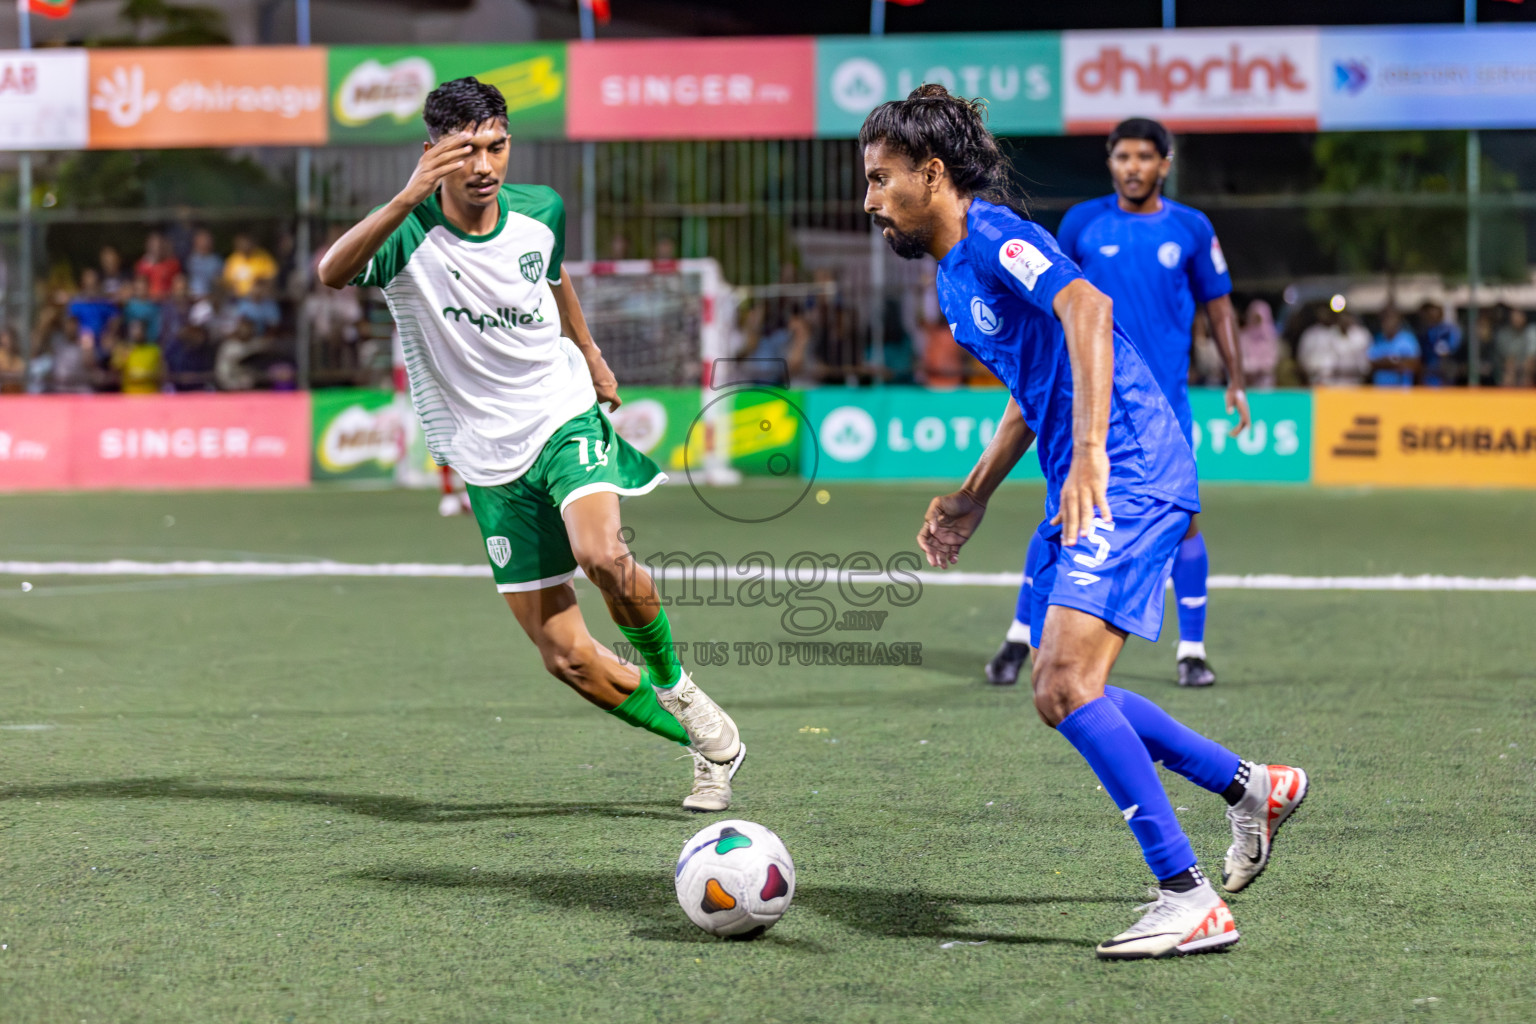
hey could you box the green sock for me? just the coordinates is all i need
[607,668,688,745]
[615,608,684,687]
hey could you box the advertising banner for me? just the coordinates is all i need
[816,33,1059,137]
[0,50,88,150]
[1188,388,1311,482]
[0,396,73,491]
[1063,29,1319,134]
[87,47,326,149]
[566,38,816,140]
[1319,27,1536,131]
[804,388,1044,482]
[607,386,701,473]
[1314,388,1536,488]
[311,388,405,481]
[329,44,566,143]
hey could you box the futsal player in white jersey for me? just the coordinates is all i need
[319,78,746,811]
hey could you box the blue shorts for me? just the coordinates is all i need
[1025,495,1193,647]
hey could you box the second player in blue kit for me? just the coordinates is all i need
[859,85,1307,959]
[985,118,1250,689]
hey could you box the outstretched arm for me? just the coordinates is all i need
[1050,278,1114,547]
[1204,293,1250,436]
[917,399,1036,568]
[317,132,473,289]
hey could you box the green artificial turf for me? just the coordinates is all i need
[0,483,1533,1023]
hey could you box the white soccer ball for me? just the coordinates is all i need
[675,819,795,938]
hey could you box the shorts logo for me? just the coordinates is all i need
[998,238,1053,291]
[519,251,544,284]
[1158,242,1182,269]
[1099,244,1120,256]
[970,297,1003,335]
[486,536,512,568]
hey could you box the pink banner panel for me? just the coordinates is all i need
[567,37,816,140]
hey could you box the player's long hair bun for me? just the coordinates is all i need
[858,83,1030,217]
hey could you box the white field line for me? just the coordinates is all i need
[0,560,1534,591]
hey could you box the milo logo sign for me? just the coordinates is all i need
[312,391,405,480]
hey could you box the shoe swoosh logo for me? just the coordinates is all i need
[1100,932,1178,947]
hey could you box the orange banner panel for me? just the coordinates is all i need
[1313,388,1536,487]
[87,48,326,148]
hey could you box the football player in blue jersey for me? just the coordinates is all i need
[861,85,1307,959]
[986,118,1248,690]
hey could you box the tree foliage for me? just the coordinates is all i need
[95,0,231,46]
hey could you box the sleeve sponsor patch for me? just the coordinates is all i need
[999,238,1053,292]
[1210,236,1229,275]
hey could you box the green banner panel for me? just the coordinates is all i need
[816,33,1061,138]
[311,388,404,481]
[608,387,701,473]
[329,44,566,143]
[803,386,1312,483]
[1187,387,1312,482]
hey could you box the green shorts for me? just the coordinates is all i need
[466,404,667,593]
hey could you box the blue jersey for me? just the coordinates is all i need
[1056,195,1231,437]
[936,200,1199,523]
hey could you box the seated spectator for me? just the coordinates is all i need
[116,320,164,395]
[736,301,813,386]
[1494,307,1536,387]
[216,317,266,391]
[1368,307,1420,387]
[122,276,162,344]
[27,312,91,394]
[163,324,216,391]
[99,245,128,298]
[1297,307,1370,386]
[223,233,277,299]
[1238,299,1280,388]
[1189,308,1224,386]
[233,276,282,334]
[134,231,181,299]
[0,327,24,393]
[1472,310,1497,386]
[68,269,119,358]
[1418,301,1463,386]
[185,228,224,299]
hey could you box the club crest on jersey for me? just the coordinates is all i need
[999,238,1053,291]
[486,536,512,568]
[519,251,544,283]
[970,297,1003,335]
[1158,241,1183,268]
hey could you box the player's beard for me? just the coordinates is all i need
[872,215,933,261]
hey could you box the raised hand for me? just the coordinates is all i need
[396,132,473,209]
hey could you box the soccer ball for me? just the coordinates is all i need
[675,819,795,938]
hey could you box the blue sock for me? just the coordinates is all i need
[1172,534,1209,644]
[1055,696,1197,882]
[1104,685,1241,794]
[1006,533,1044,645]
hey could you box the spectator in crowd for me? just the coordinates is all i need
[27,302,91,394]
[1189,307,1225,386]
[737,298,813,386]
[185,228,224,299]
[99,245,128,298]
[1494,306,1536,387]
[1238,299,1280,388]
[1368,307,1420,387]
[223,233,277,299]
[163,324,216,391]
[1297,306,1370,385]
[115,319,164,394]
[0,326,23,392]
[134,231,181,299]
[233,276,282,334]
[1418,301,1463,386]
[215,316,266,391]
[653,236,678,262]
[68,268,119,358]
[122,276,162,344]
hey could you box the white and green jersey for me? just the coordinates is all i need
[355,183,597,486]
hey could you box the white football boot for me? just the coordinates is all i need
[682,744,747,813]
[1222,762,1310,893]
[654,672,741,765]
[1096,879,1240,960]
